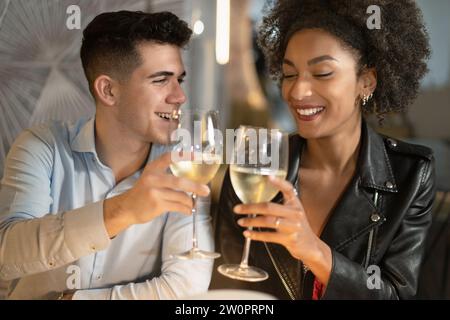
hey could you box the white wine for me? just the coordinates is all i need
[170,155,221,184]
[230,165,287,204]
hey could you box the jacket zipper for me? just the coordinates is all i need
[364,190,379,269]
[364,229,375,269]
[264,242,296,300]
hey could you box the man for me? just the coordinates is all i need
[0,11,213,300]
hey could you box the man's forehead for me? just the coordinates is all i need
[135,42,184,74]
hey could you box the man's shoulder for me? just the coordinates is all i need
[24,118,90,150]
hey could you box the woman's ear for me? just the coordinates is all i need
[93,75,119,106]
[360,67,377,96]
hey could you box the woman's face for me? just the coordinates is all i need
[281,28,373,139]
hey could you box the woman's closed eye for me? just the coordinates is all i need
[313,71,334,78]
[282,73,298,80]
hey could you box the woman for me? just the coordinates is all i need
[211,0,435,299]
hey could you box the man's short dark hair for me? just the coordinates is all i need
[80,11,192,95]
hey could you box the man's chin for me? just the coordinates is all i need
[148,134,170,146]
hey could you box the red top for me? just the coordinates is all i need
[312,278,324,300]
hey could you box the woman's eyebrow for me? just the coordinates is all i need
[307,55,338,66]
[282,55,338,68]
[282,58,295,67]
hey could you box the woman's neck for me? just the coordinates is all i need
[302,117,362,176]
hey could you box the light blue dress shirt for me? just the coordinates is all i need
[0,117,214,299]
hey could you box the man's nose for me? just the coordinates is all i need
[167,81,186,105]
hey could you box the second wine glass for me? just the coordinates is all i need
[218,125,289,281]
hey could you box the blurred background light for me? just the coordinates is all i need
[193,19,204,35]
[215,0,230,65]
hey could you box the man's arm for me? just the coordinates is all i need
[0,130,111,281]
[70,196,214,300]
[0,130,210,282]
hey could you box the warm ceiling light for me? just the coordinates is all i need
[215,0,230,65]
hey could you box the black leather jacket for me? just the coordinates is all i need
[211,121,435,299]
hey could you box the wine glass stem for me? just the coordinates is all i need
[239,214,255,269]
[191,193,198,250]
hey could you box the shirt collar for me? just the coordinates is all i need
[71,117,97,154]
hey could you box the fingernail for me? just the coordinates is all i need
[243,230,251,238]
[237,219,244,226]
[234,205,241,213]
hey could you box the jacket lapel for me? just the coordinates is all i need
[320,121,397,250]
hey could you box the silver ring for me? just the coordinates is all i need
[275,217,281,229]
[293,188,298,196]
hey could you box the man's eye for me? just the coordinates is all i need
[178,78,185,84]
[152,78,167,84]
[314,72,334,78]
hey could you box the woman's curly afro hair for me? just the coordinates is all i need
[258,0,431,119]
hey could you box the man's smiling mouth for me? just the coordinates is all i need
[155,110,180,121]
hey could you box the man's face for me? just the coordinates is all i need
[114,42,186,145]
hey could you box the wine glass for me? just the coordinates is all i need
[168,108,222,259]
[218,126,289,281]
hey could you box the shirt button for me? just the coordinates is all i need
[96,274,102,280]
[91,245,96,251]
[387,138,397,147]
[49,261,54,267]
[370,213,381,222]
[385,181,394,189]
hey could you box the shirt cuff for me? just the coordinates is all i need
[72,288,112,300]
[63,200,111,259]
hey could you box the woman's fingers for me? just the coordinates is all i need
[237,215,297,232]
[234,202,297,217]
[243,229,287,245]
[268,176,297,200]
[268,176,304,209]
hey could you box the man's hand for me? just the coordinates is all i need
[103,152,210,238]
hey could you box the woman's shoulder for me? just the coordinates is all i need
[381,135,434,162]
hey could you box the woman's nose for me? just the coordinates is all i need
[289,78,313,101]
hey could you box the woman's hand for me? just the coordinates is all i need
[234,176,332,286]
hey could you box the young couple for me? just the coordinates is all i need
[0,0,434,300]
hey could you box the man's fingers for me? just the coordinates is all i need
[151,174,210,197]
[165,201,193,216]
[159,188,194,208]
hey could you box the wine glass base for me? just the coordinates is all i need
[173,248,221,260]
[217,264,269,282]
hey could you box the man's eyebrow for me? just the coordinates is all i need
[307,55,338,66]
[148,71,186,78]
